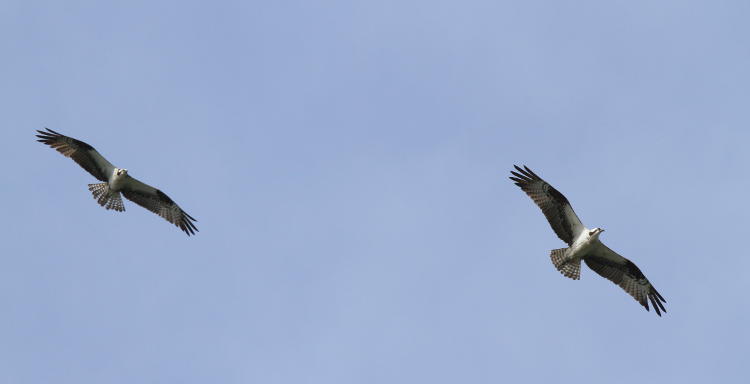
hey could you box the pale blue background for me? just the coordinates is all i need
[2,1,748,383]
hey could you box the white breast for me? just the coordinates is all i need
[108,169,127,191]
[568,228,595,258]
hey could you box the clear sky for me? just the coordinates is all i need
[3,1,749,383]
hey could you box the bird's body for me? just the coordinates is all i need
[108,168,129,191]
[36,128,198,236]
[567,228,601,262]
[510,165,666,316]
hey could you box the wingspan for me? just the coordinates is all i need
[36,128,115,182]
[584,243,667,316]
[509,165,584,245]
[121,176,198,236]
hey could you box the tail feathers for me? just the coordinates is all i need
[550,248,580,280]
[88,183,125,212]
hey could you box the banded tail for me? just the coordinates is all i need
[88,183,125,212]
[550,248,580,280]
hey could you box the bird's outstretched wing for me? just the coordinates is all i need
[121,176,198,236]
[585,243,667,316]
[36,128,115,181]
[509,165,584,245]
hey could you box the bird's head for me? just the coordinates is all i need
[115,168,128,176]
[588,227,604,238]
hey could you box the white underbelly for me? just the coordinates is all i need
[569,237,596,259]
[109,174,126,191]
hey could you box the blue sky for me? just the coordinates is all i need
[3,1,749,383]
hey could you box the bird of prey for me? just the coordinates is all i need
[509,165,666,316]
[36,128,198,236]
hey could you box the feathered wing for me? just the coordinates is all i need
[584,243,667,316]
[120,176,198,236]
[36,128,115,181]
[509,165,584,245]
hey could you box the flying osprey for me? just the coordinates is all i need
[36,128,198,236]
[510,165,666,316]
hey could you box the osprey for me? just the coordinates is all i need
[509,165,666,316]
[36,128,198,236]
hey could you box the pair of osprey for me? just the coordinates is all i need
[38,129,666,316]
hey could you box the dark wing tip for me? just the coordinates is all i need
[179,211,199,236]
[36,127,61,137]
[650,298,663,317]
[510,165,541,182]
[522,166,542,179]
[184,211,197,222]
[652,289,667,315]
[36,128,96,152]
[644,287,666,317]
[153,190,198,236]
[509,170,533,184]
[181,219,199,236]
[36,128,58,142]
[652,287,666,303]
